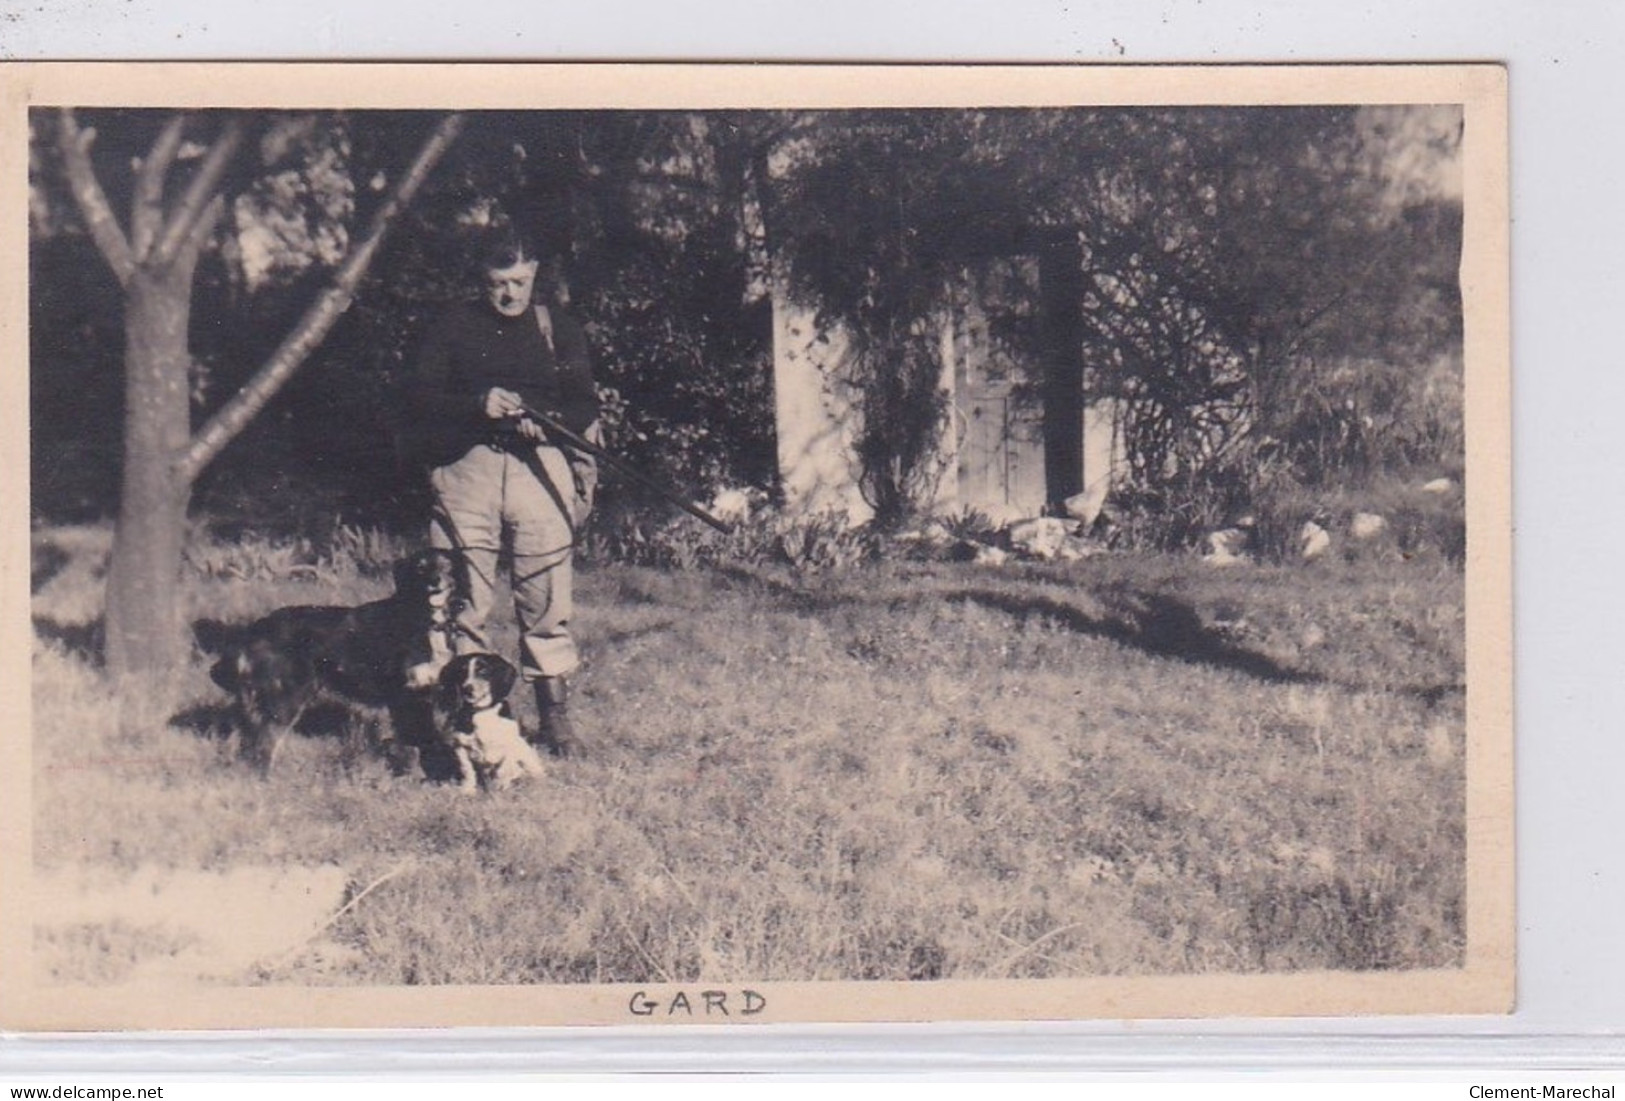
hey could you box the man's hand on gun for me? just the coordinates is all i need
[483,387,548,442]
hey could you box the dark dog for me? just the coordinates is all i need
[437,653,545,792]
[209,548,465,774]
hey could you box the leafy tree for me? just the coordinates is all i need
[564,112,778,499]
[32,103,1464,667]
[768,111,1036,525]
[45,108,464,679]
[764,106,1462,530]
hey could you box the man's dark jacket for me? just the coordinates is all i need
[406,301,598,469]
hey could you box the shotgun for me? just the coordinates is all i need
[516,403,736,535]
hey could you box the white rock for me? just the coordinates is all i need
[708,487,765,525]
[1206,527,1249,558]
[1350,512,1388,540]
[1057,535,1105,562]
[973,543,1010,567]
[896,521,955,550]
[1299,520,1331,560]
[1008,517,1072,560]
[1421,477,1456,494]
[1063,481,1110,527]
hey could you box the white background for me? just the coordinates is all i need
[2,0,1622,1076]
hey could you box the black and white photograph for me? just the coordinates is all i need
[4,63,1511,1029]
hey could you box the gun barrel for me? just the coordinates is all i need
[517,404,736,535]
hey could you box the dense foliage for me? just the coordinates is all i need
[767,107,1463,534]
[31,105,1462,543]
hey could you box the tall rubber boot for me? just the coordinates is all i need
[535,677,582,758]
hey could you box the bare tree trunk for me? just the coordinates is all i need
[58,109,465,683]
[104,267,194,676]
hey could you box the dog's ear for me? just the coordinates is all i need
[208,648,242,692]
[436,654,470,706]
[437,653,466,685]
[453,556,472,600]
[435,549,470,603]
[193,618,240,657]
[486,655,518,701]
[399,549,463,597]
[392,554,421,594]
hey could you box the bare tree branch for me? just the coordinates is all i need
[177,193,226,277]
[131,114,187,262]
[148,116,246,272]
[55,109,135,286]
[175,113,467,485]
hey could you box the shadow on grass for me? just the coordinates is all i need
[169,699,238,741]
[951,588,1320,685]
[185,615,461,782]
[170,697,360,740]
[32,615,105,666]
[714,563,1318,686]
[170,692,438,779]
[595,619,681,649]
[1406,682,1466,710]
[712,564,827,614]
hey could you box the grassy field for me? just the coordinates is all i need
[30,519,1467,985]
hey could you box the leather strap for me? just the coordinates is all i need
[534,304,555,355]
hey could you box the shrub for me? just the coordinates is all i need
[181,520,408,584]
[583,505,878,573]
[1107,454,1465,568]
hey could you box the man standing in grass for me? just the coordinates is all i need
[407,235,600,757]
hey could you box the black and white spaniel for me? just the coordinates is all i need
[436,652,545,791]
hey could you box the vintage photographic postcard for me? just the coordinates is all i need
[0,62,1511,1030]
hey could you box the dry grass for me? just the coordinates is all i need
[30,521,1467,985]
